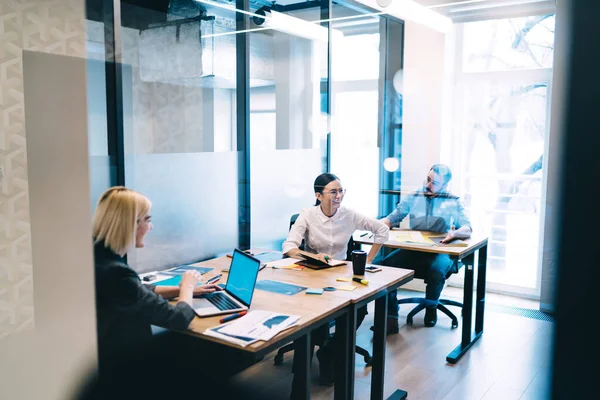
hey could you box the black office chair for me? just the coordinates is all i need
[273,213,373,366]
[398,261,463,328]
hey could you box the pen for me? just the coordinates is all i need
[360,232,368,237]
[352,277,369,285]
[219,310,247,323]
[206,274,222,284]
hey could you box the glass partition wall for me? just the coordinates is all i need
[248,2,328,249]
[87,0,404,271]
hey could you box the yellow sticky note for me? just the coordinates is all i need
[337,285,356,291]
[336,277,351,282]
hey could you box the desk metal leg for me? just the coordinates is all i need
[475,245,487,335]
[292,334,311,400]
[371,294,388,400]
[334,310,352,400]
[371,294,409,400]
[346,306,357,399]
[447,251,484,364]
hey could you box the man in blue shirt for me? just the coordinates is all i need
[378,164,472,333]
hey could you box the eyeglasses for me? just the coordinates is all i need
[137,215,152,224]
[324,189,346,196]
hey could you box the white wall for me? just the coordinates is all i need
[0,1,97,399]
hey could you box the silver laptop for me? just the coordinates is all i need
[193,249,261,317]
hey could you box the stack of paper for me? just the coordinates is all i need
[204,310,300,347]
[390,230,434,245]
[266,258,305,270]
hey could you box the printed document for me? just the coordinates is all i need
[217,310,299,341]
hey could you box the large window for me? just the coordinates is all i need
[449,15,555,297]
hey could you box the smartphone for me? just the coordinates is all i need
[142,274,157,282]
[365,266,382,273]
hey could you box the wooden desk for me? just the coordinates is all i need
[245,259,414,400]
[183,253,413,400]
[181,256,347,400]
[186,257,349,354]
[353,229,489,364]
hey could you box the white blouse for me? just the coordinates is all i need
[282,206,389,260]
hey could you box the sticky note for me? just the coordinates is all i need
[336,277,351,282]
[306,288,324,295]
[336,285,356,291]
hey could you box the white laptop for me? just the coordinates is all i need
[193,249,261,317]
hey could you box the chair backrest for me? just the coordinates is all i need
[289,213,304,251]
[289,213,357,261]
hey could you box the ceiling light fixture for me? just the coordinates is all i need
[195,0,343,42]
[253,6,343,42]
[357,0,452,32]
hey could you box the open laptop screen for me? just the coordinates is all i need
[226,249,260,306]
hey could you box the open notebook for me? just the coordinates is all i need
[295,250,347,269]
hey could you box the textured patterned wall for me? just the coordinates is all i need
[0,0,86,339]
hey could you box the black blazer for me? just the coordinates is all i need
[93,240,195,365]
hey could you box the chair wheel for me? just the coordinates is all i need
[364,355,373,366]
[274,354,284,365]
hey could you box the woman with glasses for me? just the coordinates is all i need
[92,186,222,371]
[283,172,389,264]
[282,173,389,389]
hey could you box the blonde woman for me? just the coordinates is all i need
[93,187,221,366]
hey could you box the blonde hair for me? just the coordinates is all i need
[92,186,152,255]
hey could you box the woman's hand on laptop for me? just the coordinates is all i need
[177,271,202,306]
[193,283,223,296]
[180,270,202,289]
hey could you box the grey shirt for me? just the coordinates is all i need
[386,189,471,233]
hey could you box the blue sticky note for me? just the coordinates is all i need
[306,288,324,295]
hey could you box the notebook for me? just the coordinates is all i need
[295,250,347,270]
[192,249,261,317]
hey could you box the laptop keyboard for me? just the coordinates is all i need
[206,293,240,311]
